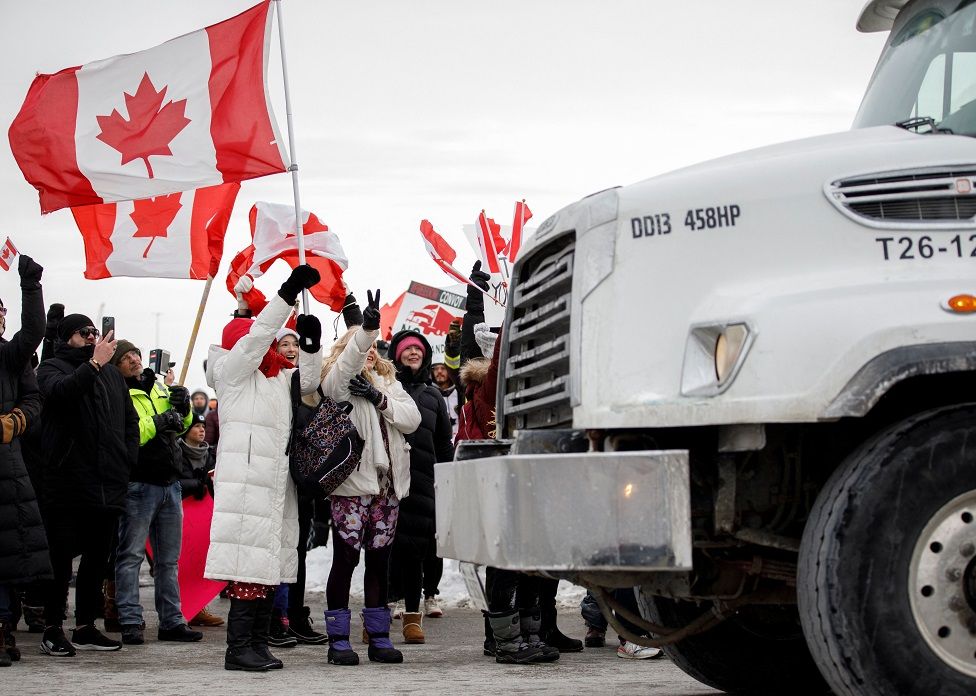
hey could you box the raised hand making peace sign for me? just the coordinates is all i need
[362,289,381,331]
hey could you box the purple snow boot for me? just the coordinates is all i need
[323,609,359,666]
[361,607,403,663]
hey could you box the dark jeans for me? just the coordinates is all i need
[42,507,119,627]
[580,588,645,637]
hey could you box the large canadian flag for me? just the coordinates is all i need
[8,1,287,214]
[70,183,239,279]
[226,202,349,314]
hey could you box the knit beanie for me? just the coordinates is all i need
[276,327,299,343]
[394,335,426,362]
[110,340,140,367]
[58,313,95,342]
[222,317,254,350]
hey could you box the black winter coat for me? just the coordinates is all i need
[0,280,51,585]
[37,344,139,512]
[388,330,454,548]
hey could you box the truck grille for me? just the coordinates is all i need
[827,167,976,227]
[503,232,575,432]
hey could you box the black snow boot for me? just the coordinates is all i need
[483,613,496,656]
[541,606,583,652]
[224,599,270,672]
[287,606,328,645]
[251,593,283,669]
[520,607,560,662]
[486,610,550,665]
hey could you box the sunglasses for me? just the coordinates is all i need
[0,307,6,317]
[76,327,100,339]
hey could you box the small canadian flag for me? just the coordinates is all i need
[0,238,19,272]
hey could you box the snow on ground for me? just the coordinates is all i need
[305,544,587,610]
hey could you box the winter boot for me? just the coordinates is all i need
[286,606,327,645]
[250,594,283,669]
[483,613,496,656]
[486,610,550,665]
[400,611,425,644]
[541,606,583,652]
[362,606,404,663]
[267,610,297,648]
[520,607,560,662]
[0,621,12,666]
[102,580,120,633]
[323,608,359,666]
[224,598,270,672]
[21,604,45,634]
[2,620,19,662]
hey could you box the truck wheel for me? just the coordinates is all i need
[798,404,976,696]
[640,594,828,695]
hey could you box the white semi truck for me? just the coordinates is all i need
[436,1,976,694]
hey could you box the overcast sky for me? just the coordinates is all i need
[0,0,887,392]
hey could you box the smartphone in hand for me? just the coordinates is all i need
[101,316,115,338]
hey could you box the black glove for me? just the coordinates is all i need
[348,374,383,407]
[467,261,489,314]
[139,368,157,392]
[295,314,322,353]
[277,264,321,305]
[18,255,43,289]
[168,385,191,416]
[362,289,381,331]
[342,292,363,329]
[152,409,184,434]
[45,303,64,338]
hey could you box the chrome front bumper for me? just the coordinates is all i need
[435,450,692,571]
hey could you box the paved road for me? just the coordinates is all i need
[5,593,720,695]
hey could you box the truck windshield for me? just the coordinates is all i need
[854,1,976,135]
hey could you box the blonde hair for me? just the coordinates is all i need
[303,327,394,406]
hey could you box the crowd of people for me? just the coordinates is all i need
[0,258,656,673]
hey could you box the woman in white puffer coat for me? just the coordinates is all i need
[204,266,322,673]
[313,290,420,667]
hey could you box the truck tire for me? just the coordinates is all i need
[640,594,828,695]
[798,404,976,696]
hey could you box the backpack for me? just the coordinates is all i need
[289,371,365,498]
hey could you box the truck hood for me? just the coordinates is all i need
[644,125,938,188]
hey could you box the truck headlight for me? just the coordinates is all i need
[681,322,755,396]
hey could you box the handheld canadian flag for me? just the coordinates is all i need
[507,200,532,263]
[70,183,239,280]
[226,202,349,314]
[420,220,476,288]
[476,210,506,274]
[8,1,287,214]
[0,238,19,272]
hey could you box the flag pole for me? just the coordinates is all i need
[273,0,310,315]
[178,275,214,386]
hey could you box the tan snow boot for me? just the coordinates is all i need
[401,612,425,644]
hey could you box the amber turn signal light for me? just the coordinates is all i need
[944,294,976,314]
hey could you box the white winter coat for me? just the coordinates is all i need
[322,326,420,499]
[204,296,321,585]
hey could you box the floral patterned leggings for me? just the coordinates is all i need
[326,487,399,610]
